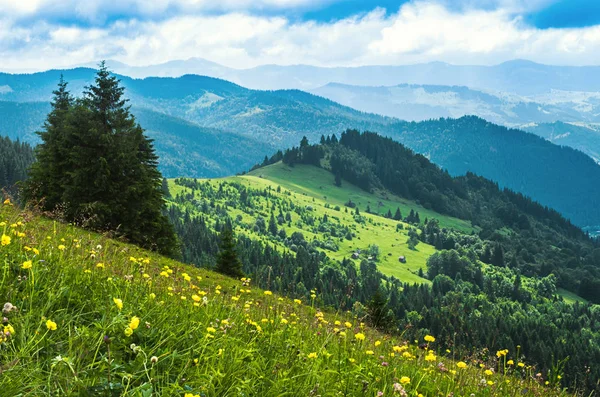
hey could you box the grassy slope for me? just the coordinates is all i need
[170,163,473,284]
[557,288,589,304]
[0,202,569,396]
[248,163,474,234]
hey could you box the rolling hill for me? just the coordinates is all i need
[2,69,600,228]
[169,162,472,284]
[2,201,568,396]
[0,101,271,178]
[522,121,600,164]
[165,132,600,393]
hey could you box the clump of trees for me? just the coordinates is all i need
[0,136,35,193]
[23,63,178,256]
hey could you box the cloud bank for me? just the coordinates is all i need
[1,0,600,71]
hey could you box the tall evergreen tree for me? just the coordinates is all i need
[24,75,73,209]
[24,63,178,256]
[215,226,244,278]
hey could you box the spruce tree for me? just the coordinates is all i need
[215,226,244,278]
[24,75,73,209]
[268,213,278,236]
[367,288,394,330]
[24,63,178,256]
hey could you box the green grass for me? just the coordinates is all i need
[248,163,475,234]
[557,288,588,304]
[169,163,446,284]
[0,202,570,396]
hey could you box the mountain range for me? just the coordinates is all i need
[1,67,600,229]
[310,83,600,128]
[72,58,600,96]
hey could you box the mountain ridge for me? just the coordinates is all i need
[2,69,600,228]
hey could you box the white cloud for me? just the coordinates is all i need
[2,0,600,72]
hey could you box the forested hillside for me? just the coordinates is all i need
[162,133,600,393]
[168,158,600,394]
[390,116,600,227]
[523,121,600,164]
[2,70,600,228]
[281,131,600,299]
[0,136,35,191]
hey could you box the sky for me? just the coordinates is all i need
[1,0,600,71]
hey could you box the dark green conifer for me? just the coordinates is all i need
[24,63,178,256]
[24,75,73,209]
[215,226,244,278]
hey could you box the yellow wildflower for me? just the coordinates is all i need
[113,298,123,311]
[21,260,32,269]
[124,327,133,337]
[264,290,273,296]
[46,319,57,331]
[457,361,468,369]
[58,245,66,251]
[307,352,318,359]
[1,234,11,246]
[294,299,302,304]
[374,340,381,347]
[400,376,410,384]
[129,316,140,330]
[424,335,436,343]
[344,321,352,328]
[354,332,365,341]
[365,350,374,355]
[484,369,494,376]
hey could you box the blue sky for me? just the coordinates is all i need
[1,0,600,71]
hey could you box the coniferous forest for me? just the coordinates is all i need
[0,136,34,192]
[165,132,600,393]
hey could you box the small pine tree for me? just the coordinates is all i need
[334,172,342,187]
[394,207,402,221]
[215,226,244,278]
[268,213,278,236]
[367,288,394,330]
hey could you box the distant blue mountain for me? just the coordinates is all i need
[1,68,600,228]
